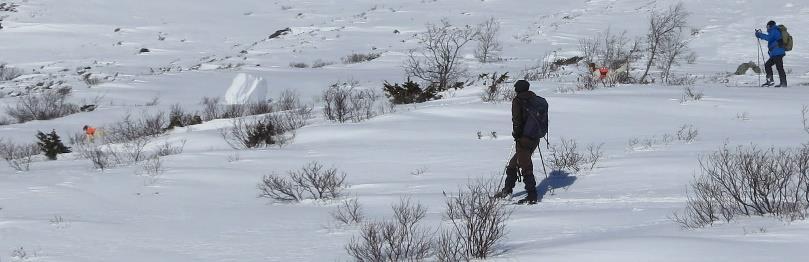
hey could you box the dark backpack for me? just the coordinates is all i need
[778,25,793,51]
[519,95,549,140]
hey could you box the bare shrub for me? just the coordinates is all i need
[104,112,165,144]
[139,155,165,184]
[258,174,303,201]
[546,138,603,172]
[76,143,116,170]
[679,85,703,103]
[672,176,722,228]
[100,112,166,163]
[6,89,80,123]
[547,138,585,172]
[342,53,381,64]
[579,28,641,73]
[10,246,30,260]
[475,17,502,63]
[153,139,186,157]
[658,30,692,84]
[221,113,295,149]
[258,162,347,202]
[199,96,274,121]
[345,198,432,261]
[628,134,674,151]
[201,96,221,121]
[0,64,24,81]
[521,54,559,81]
[277,89,303,111]
[578,29,641,88]
[168,104,202,129]
[443,180,512,259]
[405,19,476,90]
[639,2,690,83]
[586,143,605,170]
[289,62,309,68]
[323,81,380,122]
[0,139,39,172]
[332,198,365,225]
[666,72,698,88]
[673,144,809,228]
[676,124,699,143]
[312,59,334,68]
[479,72,511,103]
[435,229,469,262]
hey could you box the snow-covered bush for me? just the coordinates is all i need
[276,89,304,111]
[676,124,699,143]
[104,112,166,144]
[199,96,274,121]
[167,104,202,129]
[0,139,39,172]
[341,53,381,64]
[345,198,432,261]
[137,155,165,185]
[101,112,166,163]
[405,19,476,91]
[312,60,334,68]
[679,85,702,103]
[479,72,512,103]
[520,54,560,82]
[323,81,380,122]
[258,162,347,202]
[474,17,502,63]
[0,63,23,81]
[221,114,294,149]
[76,143,115,170]
[331,198,364,225]
[383,79,443,105]
[153,139,186,157]
[546,138,604,173]
[673,144,809,228]
[10,246,29,260]
[443,180,512,259]
[289,62,309,68]
[5,88,80,123]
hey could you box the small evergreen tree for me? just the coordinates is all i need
[382,80,442,105]
[36,130,71,160]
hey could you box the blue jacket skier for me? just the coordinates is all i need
[756,20,787,87]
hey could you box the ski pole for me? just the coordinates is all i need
[538,145,548,179]
[498,143,516,187]
[757,37,762,87]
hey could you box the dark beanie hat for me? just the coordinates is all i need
[514,80,530,92]
[767,21,776,27]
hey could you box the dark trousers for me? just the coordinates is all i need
[764,55,787,85]
[504,138,539,198]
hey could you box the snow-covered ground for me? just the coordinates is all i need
[2,0,809,261]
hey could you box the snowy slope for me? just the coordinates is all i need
[2,0,809,261]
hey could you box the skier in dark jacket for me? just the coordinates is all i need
[494,80,548,205]
[756,20,787,87]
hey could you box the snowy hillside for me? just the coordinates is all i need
[1,0,809,261]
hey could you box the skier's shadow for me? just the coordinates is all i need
[513,170,577,202]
